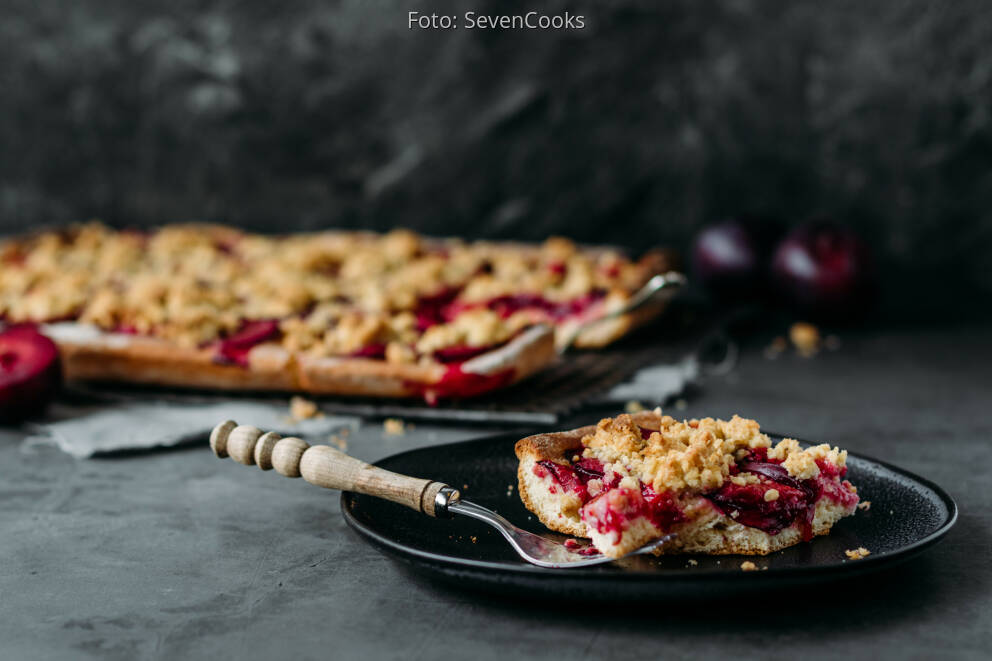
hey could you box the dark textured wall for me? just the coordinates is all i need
[1,1,990,315]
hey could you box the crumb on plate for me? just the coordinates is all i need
[857,500,871,511]
[740,561,758,571]
[845,547,871,560]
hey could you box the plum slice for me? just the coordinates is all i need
[0,325,61,423]
[215,320,280,367]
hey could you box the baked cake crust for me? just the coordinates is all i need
[516,411,860,557]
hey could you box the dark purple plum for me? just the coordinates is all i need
[0,325,62,423]
[692,217,781,298]
[771,222,873,320]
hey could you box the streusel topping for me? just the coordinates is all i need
[580,411,848,493]
[0,223,662,362]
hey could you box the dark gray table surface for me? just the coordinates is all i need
[1,325,989,660]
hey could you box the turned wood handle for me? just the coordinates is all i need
[209,420,450,517]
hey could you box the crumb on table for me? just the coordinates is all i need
[383,418,405,435]
[329,434,348,451]
[289,396,322,421]
[740,561,758,571]
[845,547,871,560]
[789,322,821,357]
[625,400,645,414]
[764,336,788,359]
[857,500,872,511]
[687,559,698,567]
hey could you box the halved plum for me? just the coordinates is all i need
[0,325,62,423]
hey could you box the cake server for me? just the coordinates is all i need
[556,270,687,353]
[209,420,673,568]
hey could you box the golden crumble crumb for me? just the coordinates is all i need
[740,561,758,571]
[730,473,760,486]
[687,558,698,566]
[289,396,322,421]
[764,336,787,359]
[857,500,872,511]
[789,322,821,357]
[470,536,478,543]
[764,488,780,502]
[845,547,870,560]
[383,418,405,435]
[625,400,645,414]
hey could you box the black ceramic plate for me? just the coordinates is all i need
[341,432,957,599]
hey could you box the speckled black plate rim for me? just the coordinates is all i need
[340,433,958,581]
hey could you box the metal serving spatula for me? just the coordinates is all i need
[209,420,672,568]
[556,271,687,353]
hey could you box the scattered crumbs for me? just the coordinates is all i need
[625,400,645,414]
[470,536,478,544]
[289,396,323,421]
[383,418,405,435]
[845,547,871,560]
[328,434,348,452]
[505,484,514,497]
[789,322,821,357]
[764,336,788,359]
[674,398,688,411]
[824,334,842,351]
[687,559,698,567]
[857,500,872,511]
[740,561,758,572]
[463,483,469,490]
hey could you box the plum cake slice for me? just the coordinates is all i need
[515,411,859,558]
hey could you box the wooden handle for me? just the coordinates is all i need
[209,420,449,517]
